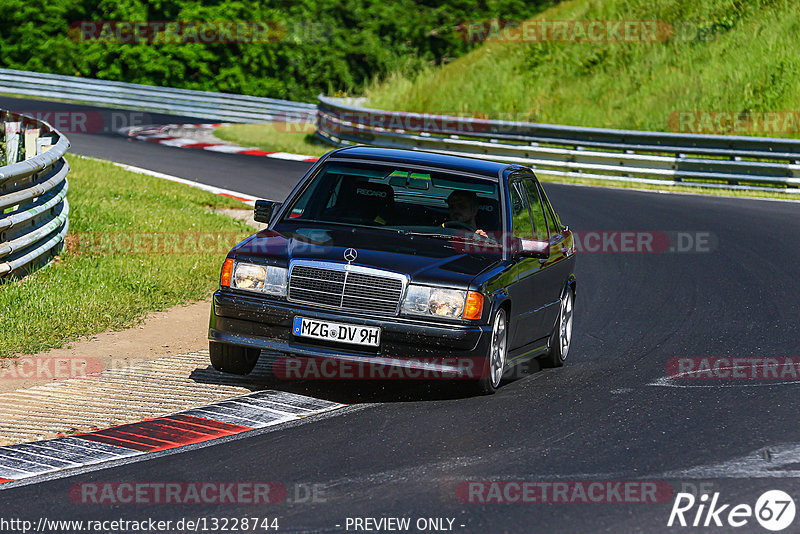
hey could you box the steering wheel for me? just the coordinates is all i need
[442,220,475,231]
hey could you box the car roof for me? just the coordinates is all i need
[327,146,519,178]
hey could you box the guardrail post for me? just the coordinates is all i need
[4,121,21,165]
[24,127,40,159]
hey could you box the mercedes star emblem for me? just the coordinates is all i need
[344,248,358,262]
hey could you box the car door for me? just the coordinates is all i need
[522,176,573,336]
[505,178,551,350]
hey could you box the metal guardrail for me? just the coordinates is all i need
[2,69,796,192]
[0,68,317,123]
[0,110,70,280]
[316,96,800,192]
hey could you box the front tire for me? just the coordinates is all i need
[209,342,260,375]
[472,308,508,395]
[541,289,573,368]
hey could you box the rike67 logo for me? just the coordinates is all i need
[668,490,796,531]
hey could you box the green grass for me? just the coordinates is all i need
[0,155,252,358]
[365,0,800,137]
[214,122,333,157]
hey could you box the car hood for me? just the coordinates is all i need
[231,225,503,287]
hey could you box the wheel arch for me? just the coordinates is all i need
[487,289,511,322]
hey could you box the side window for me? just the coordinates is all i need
[508,181,533,239]
[522,179,549,241]
[537,182,561,235]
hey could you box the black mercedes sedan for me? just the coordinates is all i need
[209,146,576,394]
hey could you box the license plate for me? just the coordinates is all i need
[293,316,381,347]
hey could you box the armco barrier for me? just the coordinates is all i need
[0,110,70,279]
[316,96,800,192]
[0,68,316,124]
[3,69,797,192]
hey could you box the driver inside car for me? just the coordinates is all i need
[443,190,489,238]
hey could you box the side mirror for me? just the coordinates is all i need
[512,237,550,259]
[254,200,281,224]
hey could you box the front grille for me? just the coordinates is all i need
[288,262,405,314]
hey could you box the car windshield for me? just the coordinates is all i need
[279,161,501,241]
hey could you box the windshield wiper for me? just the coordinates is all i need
[283,219,407,234]
[399,230,500,246]
[398,230,456,239]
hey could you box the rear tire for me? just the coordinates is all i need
[541,289,573,368]
[209,342,260,375]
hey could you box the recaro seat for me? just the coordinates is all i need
[333,179,395,226]
[475,196,501,232]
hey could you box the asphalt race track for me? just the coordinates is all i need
[2,97,800,533]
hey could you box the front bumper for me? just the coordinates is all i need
[208,290,492,378]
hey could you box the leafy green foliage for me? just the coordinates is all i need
[0,0,554,102]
